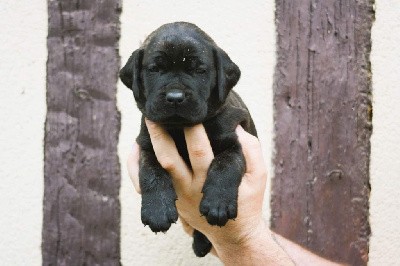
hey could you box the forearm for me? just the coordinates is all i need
[272,233,344,266]
[210,219,344,266]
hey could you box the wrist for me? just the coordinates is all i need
[211,219,295,265]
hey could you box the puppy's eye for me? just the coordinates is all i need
[195,68,207,74]
[148,65,159,72]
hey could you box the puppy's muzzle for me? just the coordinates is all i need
[166,90,185,104]
[165,83,187,105]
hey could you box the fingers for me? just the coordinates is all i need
[127,143,141,194]
[183,124,214,184]
[145,119,192,191]
[236,126,267,185]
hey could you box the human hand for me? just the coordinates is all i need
[127,119,268,256]
[128,120,343,265]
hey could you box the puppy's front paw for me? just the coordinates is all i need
[199,188,238,226]
[141,191,178,232]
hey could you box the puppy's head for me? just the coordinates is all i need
[120,22,240,126]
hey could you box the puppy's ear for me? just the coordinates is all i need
[214,47,241,102]
[119,49,144,99]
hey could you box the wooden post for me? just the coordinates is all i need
[43,0,121,265]
[271,0,373,264]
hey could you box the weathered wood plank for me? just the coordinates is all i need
[43,0,121,265]
[271,0,373,264]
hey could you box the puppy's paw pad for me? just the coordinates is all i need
[141,194,178,232]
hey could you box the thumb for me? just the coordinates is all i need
[236,126,267,186]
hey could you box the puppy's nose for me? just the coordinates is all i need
[166,89,185,104]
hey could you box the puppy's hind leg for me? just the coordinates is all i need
[192,230,212,257]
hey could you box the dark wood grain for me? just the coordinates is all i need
[43,0,121,265]
[271,0,373,264]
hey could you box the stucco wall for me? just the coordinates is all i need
[0,0,399,265]
[369,0,400,265]
[0,1,47,265]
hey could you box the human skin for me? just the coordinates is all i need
[127,119,343,265]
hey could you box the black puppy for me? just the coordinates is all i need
[120,22,257,257]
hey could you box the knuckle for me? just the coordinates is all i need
[189,144,208,158]
[191,149,208,159]
[158,155,176,171]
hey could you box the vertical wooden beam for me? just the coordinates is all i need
[43,0,121,264]
[271,0,373,264]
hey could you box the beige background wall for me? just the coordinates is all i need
[0,1,47,265]
[0,0,398,265]
[369,0,400,265]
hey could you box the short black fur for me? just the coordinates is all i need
[120,22,257,257]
